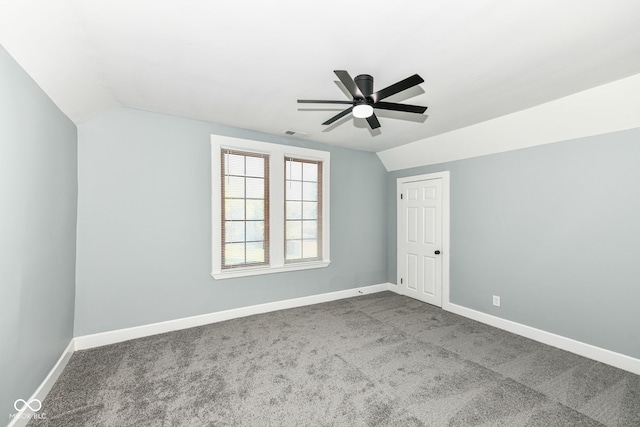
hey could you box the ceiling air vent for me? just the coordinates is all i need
[283,129,308,137]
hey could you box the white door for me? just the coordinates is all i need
[398,177,443,306]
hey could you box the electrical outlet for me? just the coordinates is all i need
[492,295,501,307]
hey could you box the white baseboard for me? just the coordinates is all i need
[440,301,640,376]
[7,340,75,427]
[74,283,392,350]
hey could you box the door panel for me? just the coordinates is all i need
[407,254,418,291]
[398,178,443,306]
[407,207,418,243]
[423,255,436,295]
[423,207,436,244]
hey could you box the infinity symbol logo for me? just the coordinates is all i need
[14,398,42,412]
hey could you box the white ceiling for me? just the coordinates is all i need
[2,0,640,152]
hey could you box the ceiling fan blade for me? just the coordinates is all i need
[322,106,353,125]
[373,101,427,114]
[366,113,381,129]
[371,74,424,102]
[334,70,364,99]
[297,99,353,105]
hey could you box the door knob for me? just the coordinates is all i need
[434,250,441,255]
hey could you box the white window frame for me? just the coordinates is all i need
[211,135,330,279]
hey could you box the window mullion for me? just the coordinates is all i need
[269,154,285,268]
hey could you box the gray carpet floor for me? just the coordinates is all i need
[29,292,640,426]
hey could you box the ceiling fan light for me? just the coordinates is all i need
[352,104,373,118]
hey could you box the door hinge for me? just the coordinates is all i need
[400,193,403,199]
[400,278,403,284]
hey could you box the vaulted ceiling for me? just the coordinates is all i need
[2,0,640,152]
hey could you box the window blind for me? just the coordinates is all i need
[221,149,270,269]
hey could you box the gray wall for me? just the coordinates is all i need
[75,107,388,336]
[387,128,640,359]
[0,46,77,418]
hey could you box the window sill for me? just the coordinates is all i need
[211,260,331,280]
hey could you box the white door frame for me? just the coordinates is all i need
[396,171,451,309]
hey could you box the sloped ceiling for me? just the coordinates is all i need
[2,0,640,152]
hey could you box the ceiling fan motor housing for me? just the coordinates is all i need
[354,74,374,99]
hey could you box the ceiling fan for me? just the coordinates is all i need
[298,70,427,130]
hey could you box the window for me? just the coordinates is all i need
[212,136,330,279]
[221,150,269,269]
[285,158,322,262]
